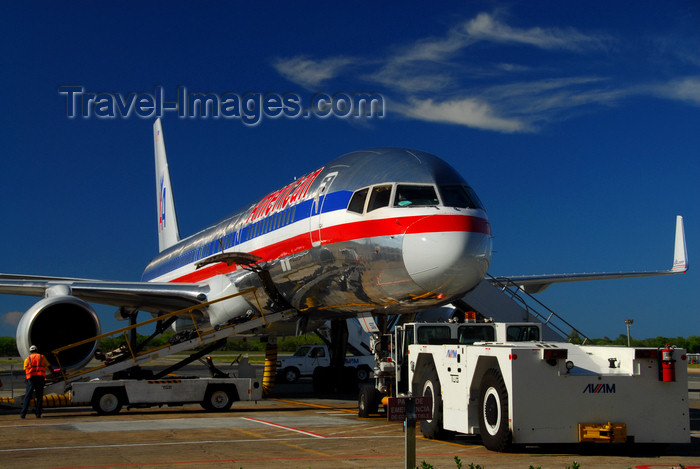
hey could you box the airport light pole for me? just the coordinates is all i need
[625,319,634,347]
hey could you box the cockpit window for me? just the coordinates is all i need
[439,185,485,210]
[394,185,439,207]
[367,185,392,212]
[347,187,368,214]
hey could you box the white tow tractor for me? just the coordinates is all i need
[359,319,690,451]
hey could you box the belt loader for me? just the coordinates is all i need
[359,319,690,451]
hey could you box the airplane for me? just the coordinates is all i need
[0,118,688,385]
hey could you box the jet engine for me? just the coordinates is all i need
[16,295,101,370]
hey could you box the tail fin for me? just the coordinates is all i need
[154,118,181,252]
[672,215,688,272]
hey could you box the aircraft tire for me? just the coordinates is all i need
[92,388,124,415]
[358,385,378,417]
[478,368,512,452]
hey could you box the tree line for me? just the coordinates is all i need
[1,334,698,358]
[587,334,700,353]
[0,333,324,357]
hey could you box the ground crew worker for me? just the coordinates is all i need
[20,345,50,419]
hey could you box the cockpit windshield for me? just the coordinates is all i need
[347,183,485,214]
[367,185,392,212]
[439,185,485,210]
[347,187,368,214]
[394,185,439,207]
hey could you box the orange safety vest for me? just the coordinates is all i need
[24,353,47,379]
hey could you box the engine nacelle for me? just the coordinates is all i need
[16,296,101,370]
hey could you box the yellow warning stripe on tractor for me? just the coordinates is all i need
[578,422,627,443]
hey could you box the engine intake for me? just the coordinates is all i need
[16,295,101,370]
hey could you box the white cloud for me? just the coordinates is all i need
[272,55,355,89]
[2,311,22,329]
[364,12,606,94]
[464,12,607,51]
[652,77,700,106]
[368,66,454,93]
[269,11,697,133]
[481,77,627,113]
[391,76,638,132]
[390,26,475,65]
[397,97,528,133]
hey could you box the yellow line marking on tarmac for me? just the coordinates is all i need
[279,441,333,459]
[236,428,266,439]
[267,397,357,414]
[417,435,482,449]
[236,420,333,459]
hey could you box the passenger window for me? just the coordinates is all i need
[394,185,439,207]
[367,185,392,212]
[347,188,368,214]
[439,185,485,210]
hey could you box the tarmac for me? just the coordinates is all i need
[0,365,698,469]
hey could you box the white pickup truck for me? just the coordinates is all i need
[277,345,374,383]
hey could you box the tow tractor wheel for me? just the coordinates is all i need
[92,388,124,415]
[478,368,512,452]
[418,363,454,440]
[202,386,235,412]
[358,385,378,417]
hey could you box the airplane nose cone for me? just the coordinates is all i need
[402,215,491,298]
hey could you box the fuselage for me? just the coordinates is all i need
[142,148,492,324]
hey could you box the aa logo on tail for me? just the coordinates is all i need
[159,175,167,233]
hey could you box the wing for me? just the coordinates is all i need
[491,215,688,294]
[0,275,208,313]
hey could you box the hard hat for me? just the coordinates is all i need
[29,345,38,353]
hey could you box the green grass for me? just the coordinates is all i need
[169,351,268,363]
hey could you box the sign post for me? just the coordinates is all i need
[387,396,433,469]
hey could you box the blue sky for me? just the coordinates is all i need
[0,1,698,340]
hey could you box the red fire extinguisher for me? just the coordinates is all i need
[660,344,676,382]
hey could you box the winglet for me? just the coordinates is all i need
[154,118,181,252]
[671,215,687,273]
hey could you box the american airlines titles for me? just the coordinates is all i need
[245,168,324,224]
